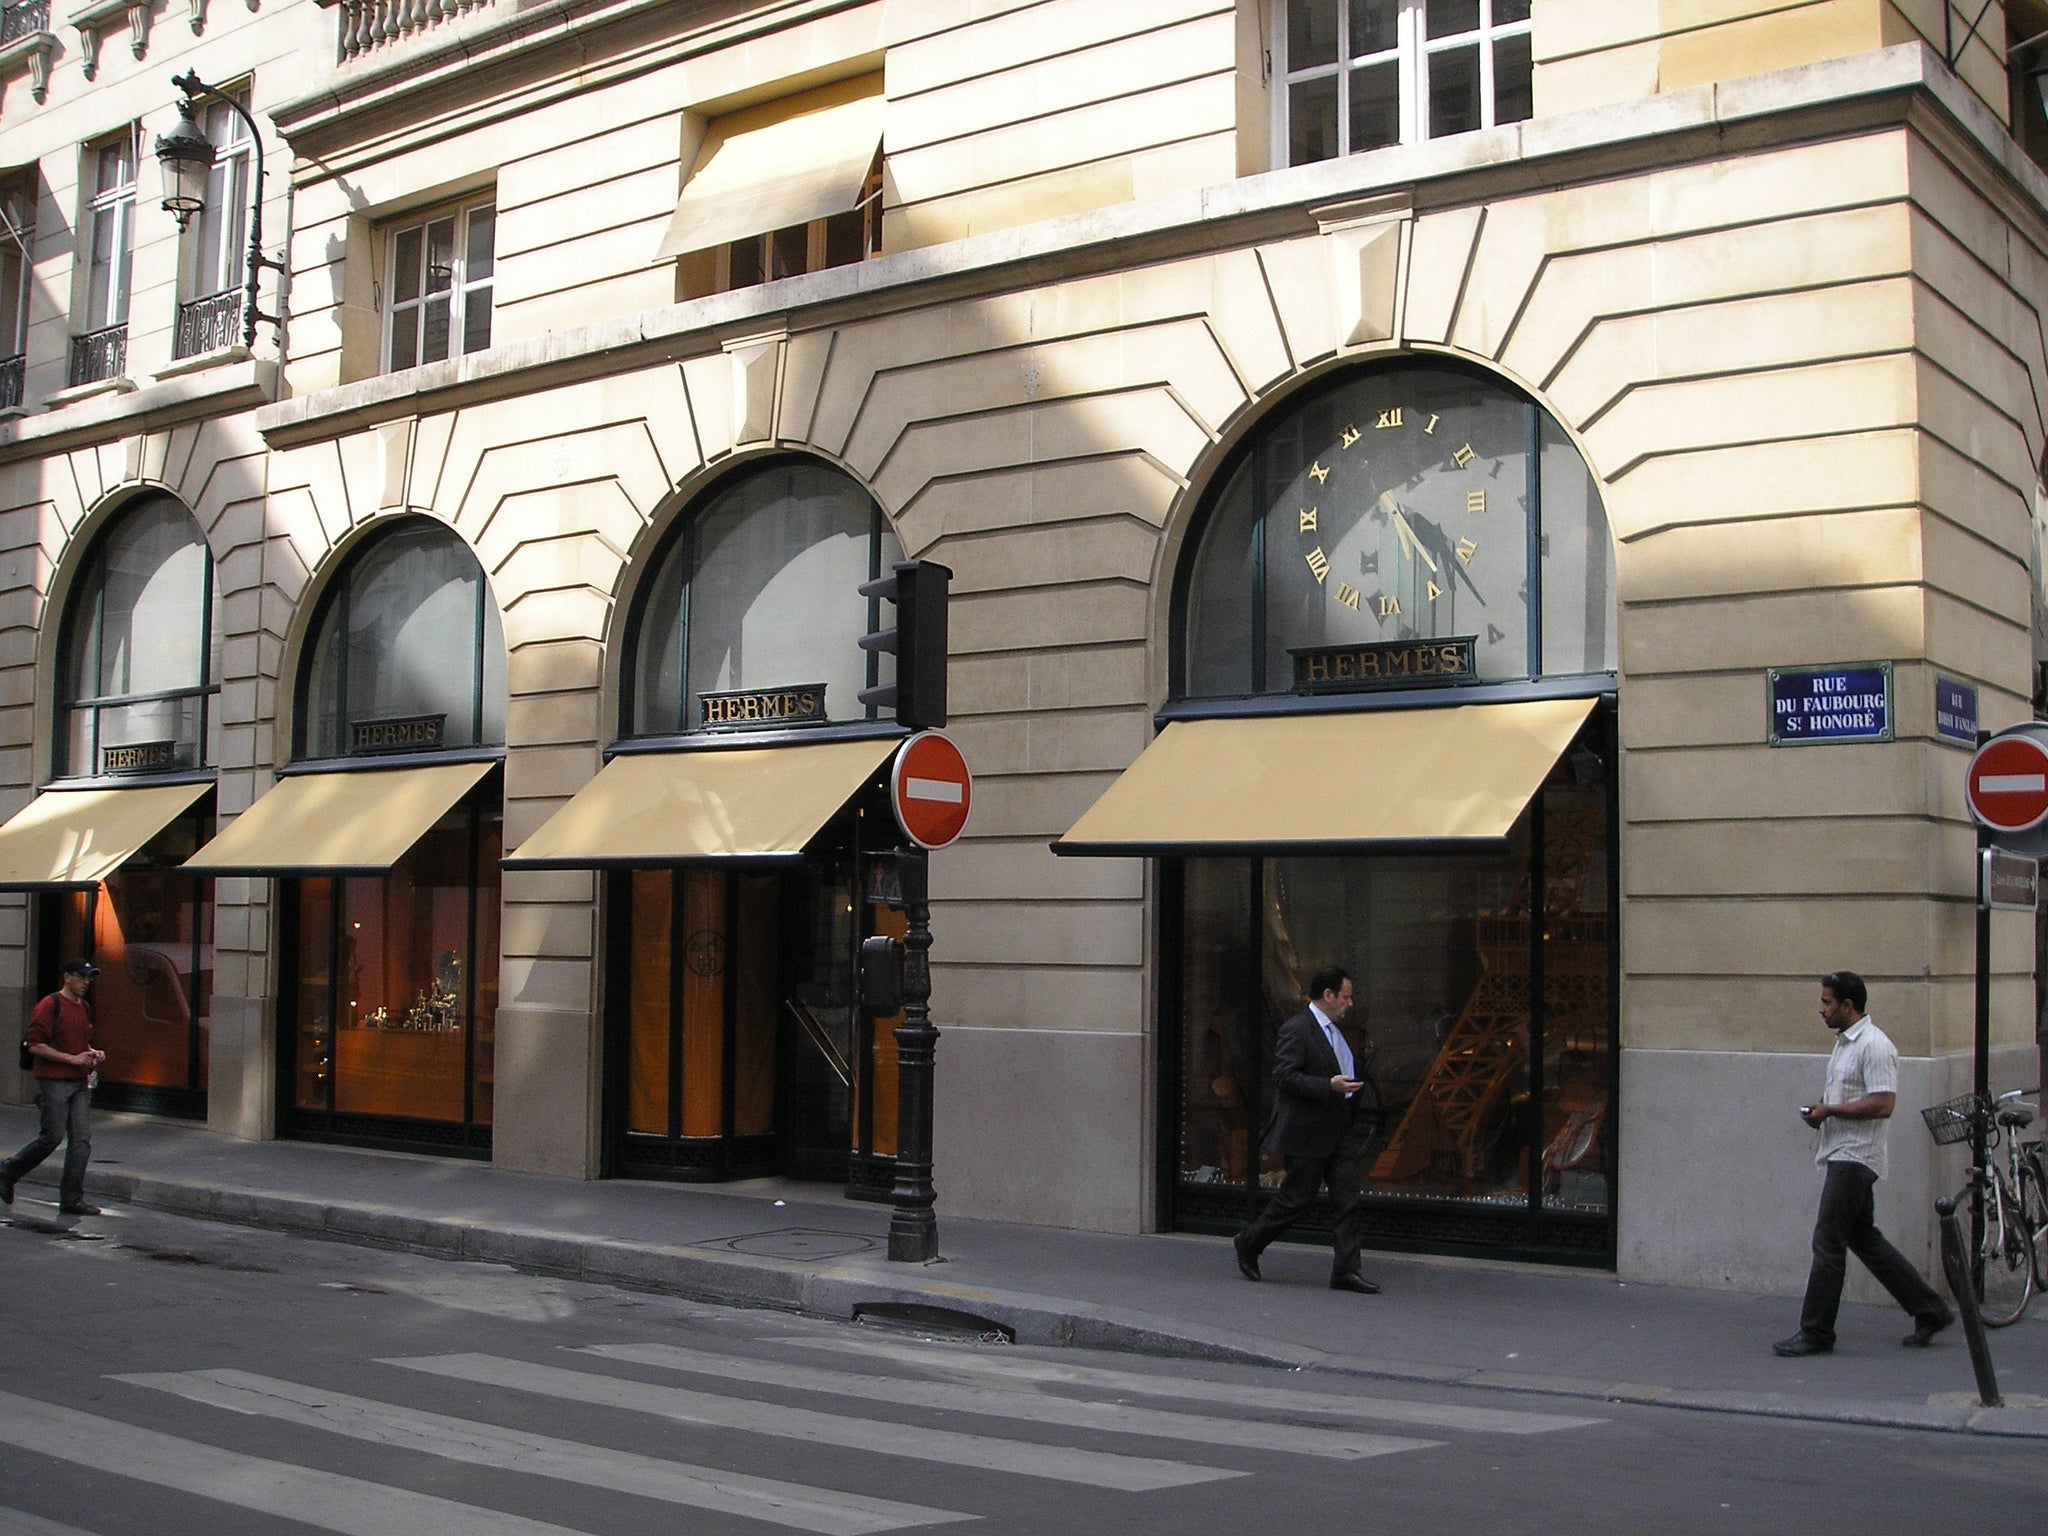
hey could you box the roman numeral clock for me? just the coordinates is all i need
[1286,392,1529,675]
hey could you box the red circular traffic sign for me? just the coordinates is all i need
[891,730,972,849]
[1967,729,2048,833]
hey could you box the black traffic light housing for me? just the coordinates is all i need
[858,558,951,729]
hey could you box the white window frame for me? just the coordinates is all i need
[381,196,494,374]
[81,131,135,333]
[1271,0,1534,168]
[183,90,251,305]
[0,172,35,360]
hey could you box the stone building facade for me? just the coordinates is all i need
[2,0,2045,1295]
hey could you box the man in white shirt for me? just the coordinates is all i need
[1774,970,1954,1356]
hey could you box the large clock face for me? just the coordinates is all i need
[1185,367,1550,695]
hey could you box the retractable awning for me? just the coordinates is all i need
[1051,697,1598,856]
[0,780,211,889]
[655,74,884,260]
[503,739,895,869]
[181,760,494,876]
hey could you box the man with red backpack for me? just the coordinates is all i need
[2,958,106,1216]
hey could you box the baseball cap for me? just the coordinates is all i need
[60,958,99,978]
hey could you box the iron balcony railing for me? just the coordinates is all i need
[0,0,49,45]
[68,324,126,387]
[0,354,20,410]
[175,290,241,358]
[335,0,489,61]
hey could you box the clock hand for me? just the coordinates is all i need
[1391,510,1439,574]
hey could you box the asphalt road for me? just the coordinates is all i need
[0,1197,2041,1536]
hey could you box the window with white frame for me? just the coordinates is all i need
[81,132,134,334]
[1277,0,1533,167]
[0,172,35,374]
[384,198,494,372]
[176,90,251,357]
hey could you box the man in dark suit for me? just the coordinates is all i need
[1231,965,1379,1294]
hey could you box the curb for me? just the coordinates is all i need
[17,1165,2048,1440]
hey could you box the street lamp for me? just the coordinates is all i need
[153,70,284,350]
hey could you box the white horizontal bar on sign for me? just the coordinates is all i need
[1980,775,2046,793]
[905,777,964,803]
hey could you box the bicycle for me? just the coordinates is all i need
[1922,1088,2048,1327]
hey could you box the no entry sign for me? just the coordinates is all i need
[1966,728,2048,834]
[890,730,972,849]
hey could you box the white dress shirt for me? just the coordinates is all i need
[1816,1015,1898,1178]
[1309,999,1355,1093]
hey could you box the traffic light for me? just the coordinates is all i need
[858,558,951,728]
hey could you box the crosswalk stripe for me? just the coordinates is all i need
[779,1334,1605,1435]
[582,1342,1439,1461]
[0,1509,100,1536]
[0,1389,596,1536]
[387,1352,1242,1492]
[117,1369,971,1536]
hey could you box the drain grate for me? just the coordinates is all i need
[853,1301,1014,1343]
[701,1227,883,1260]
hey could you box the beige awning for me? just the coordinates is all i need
[504,739,896,868]
[1052,697,1599,855]
[655,74,884,260]
[182,760,495,875]
[0,781,211,889]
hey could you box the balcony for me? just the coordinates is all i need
[0,353,20,410]
[68,323,126,387]
[0,0,52,106]
[331,0,490,63]
[0,0,48,44]
[175,290,241,359]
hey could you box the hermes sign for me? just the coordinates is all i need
[698,684,827,730]
[1291,637,1477,693]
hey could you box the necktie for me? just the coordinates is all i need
[1324,1021,1353,1080]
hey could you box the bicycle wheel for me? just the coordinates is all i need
[2020,1155,2048,1289]
[1975,1174,2035,1327]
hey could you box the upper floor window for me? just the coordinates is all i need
[72,132,134,385]
[626,459,901,737]
[58,494,220,778]
[1279,0,1533,166]
[176,88,252,359]
[0,171,34,408]
[661,75,885,300]
[1178,361,1614,698]
[298,520,506,758]
[384,197,494,372]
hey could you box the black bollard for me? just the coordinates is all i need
[1935,1194,2001,1409]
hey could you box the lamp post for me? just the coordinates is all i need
[153,71,283,349]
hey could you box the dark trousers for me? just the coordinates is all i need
[1,1078,91,1209]
[1797,1158,1946,1344]
[1237,1141,1368,1279]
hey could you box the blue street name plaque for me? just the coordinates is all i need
[1935,675,1979,746]
[1768,662,1893,747]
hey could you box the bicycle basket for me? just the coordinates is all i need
[1922,1093,1984,1145]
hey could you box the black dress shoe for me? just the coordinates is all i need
[57,1203,99,1217]
[1903,1308,1956,1347]
[0,1175,12,1206]
[1330,1272,1380,1295]
[1772,1332,1831,1357]
[1232,1235,1261,1282]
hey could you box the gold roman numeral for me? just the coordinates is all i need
[1456,537,1478,566]
[1467,489,1486,514]
[1423,414,1439,435]
[1427,580,1444,602]
[1340,425,1361,449]
[1379,595,1401,617]
[1300,507,1318,533]
[1374,408,1403,430]
[1333,582,1361,610]
[1308,460,1330,484]
[1305,547,1330,583]
[1452,443,1476,468]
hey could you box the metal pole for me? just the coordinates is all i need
[1936,1193,2001,1408]
[1975,731,1992,1263]
[170,71,271,348]
[887,846,938,1262]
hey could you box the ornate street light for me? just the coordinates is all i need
[153,70,284,349]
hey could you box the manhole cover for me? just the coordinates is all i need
[704,1227,882,1260]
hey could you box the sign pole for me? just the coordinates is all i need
[887,845,938,1263]
[1973,729,1992,1266]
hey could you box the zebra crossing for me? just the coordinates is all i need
[0,1328,1604,1534]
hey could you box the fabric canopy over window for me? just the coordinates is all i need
[0,781,210,889]
[655,74,883,260]
[504,739,895,868]
[1052,697,1598,856]
[181,760,493,876]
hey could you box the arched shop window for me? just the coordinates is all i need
[1180,361,1615,696]
[286,520,506,1151]
[58,494,220,778]
[299,519,507,758]
[1167,362,1621,1263]
[47,493,219,1117]
[627,459,901,736]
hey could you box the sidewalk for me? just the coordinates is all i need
[4,1104,2045,1439]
